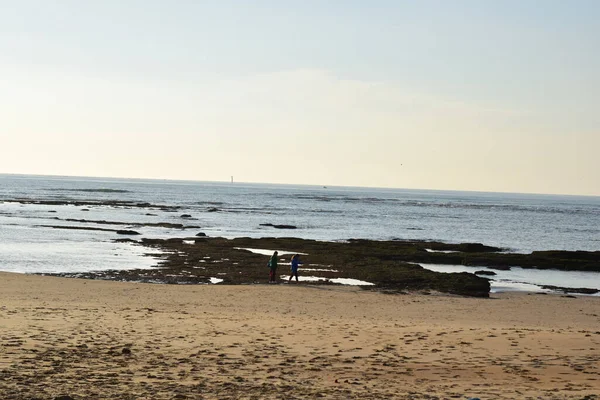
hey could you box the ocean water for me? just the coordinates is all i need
[1,174,599,292]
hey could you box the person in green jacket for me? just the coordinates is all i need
[268,251,278,283]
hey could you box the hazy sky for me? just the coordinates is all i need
[1,1,599,195]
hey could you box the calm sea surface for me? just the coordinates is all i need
[1,174,599,292]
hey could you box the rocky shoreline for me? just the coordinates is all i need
[9,198,597,298]
[39,236,600,298]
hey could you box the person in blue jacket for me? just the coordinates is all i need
[288,254,300,283]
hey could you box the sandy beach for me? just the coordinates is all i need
[1,272,599,399]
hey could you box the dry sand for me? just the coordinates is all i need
[0,272,599,399]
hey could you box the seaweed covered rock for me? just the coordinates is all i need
[540,285,599,295]
[260,223,298,229]
[456,243,501,253]
[116,230,140,235]
[357,262,490,298]
[44,237,598,297]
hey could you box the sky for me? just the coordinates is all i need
[1,0,599,195]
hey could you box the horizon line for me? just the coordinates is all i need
[0,172,598,199]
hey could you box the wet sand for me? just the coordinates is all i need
[0,272,599,399]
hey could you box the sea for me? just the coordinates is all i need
[1,174,599,294]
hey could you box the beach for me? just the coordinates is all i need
[1,272,598,399]
[3,2,599,399]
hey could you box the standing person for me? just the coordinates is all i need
[289,254,300,283]
[268,251,278,283]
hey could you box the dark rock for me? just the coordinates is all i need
[417,241,502,253]
[457,243,500,253]
[532,250,600,261]
[147,222,186,228]
[54,396,75,400]
[207,207,219,212]
[113,238,138,243]
[122,347,132,355]
[3,198,180,211]
[466,250,600,272]
[59,217,192,229]
[195,232,207,237]
[41,225,117,232]
[541,285,599,295]
[180,214,193,218]
[45,237,492,297]
[39,237,600,297]
[146,213,157,216]
[474,270,496,276]
[81,208,89,211]
[116,230,141,235]
[259,223,298,229]
[383,241,600,272]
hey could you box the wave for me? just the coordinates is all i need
[194,201,225,206]
[45,188,132,193]
[269,194,600,216]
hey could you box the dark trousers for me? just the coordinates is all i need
[290,270,298,281]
